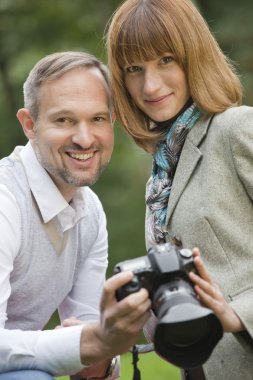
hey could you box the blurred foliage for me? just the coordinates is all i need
[197,0,253,101]
[0,0,253,307]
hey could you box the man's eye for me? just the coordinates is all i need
[94,116,110,123]
[56,117,74,125]
[56,117,68,123]
[125,66,141,73]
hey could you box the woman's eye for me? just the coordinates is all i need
[125,66,141,73]
[160,56,174,64]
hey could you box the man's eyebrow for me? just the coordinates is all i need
[94,111,111,117]
[48,109,112,119]
[48,109,73,118]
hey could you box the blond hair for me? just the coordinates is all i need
[106,0,242,152]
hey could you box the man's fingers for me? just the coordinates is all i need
[108,296,151,335]
[62,317,84,327]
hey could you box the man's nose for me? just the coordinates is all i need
[72,121,95,147]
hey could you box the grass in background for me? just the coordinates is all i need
[56,351,181,380]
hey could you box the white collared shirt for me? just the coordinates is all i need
[0,143,108,376]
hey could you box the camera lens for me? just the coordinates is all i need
[157,304,214,346]
[151,280,223,367]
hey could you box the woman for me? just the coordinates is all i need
[106,0,253,379]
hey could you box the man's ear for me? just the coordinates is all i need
[16,108,36,140]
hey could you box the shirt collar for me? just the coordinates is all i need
[20,142,87,231]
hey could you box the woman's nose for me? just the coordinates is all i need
[143,69,162,95]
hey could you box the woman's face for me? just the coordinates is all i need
[123,53,190,122]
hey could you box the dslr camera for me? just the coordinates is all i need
[114,242,223,368]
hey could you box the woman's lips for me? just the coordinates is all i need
[145,94,172,105]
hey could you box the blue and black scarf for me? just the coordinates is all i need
[146,102,202,245]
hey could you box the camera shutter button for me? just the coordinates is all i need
[179,248,192,258]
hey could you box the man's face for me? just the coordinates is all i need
[31,67,114,200]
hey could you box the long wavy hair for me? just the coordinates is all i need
[106,0,243,152]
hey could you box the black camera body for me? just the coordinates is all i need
[114,243,223,368]
[115,242,195,303]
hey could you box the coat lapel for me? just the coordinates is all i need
[165,115,214,224]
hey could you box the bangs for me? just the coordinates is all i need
[115,6,176,67]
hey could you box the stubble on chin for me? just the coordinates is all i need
[48,159,110,188]
[33,142,111,188]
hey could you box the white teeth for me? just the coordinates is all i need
[69,152,93,160]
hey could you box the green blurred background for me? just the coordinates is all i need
[0,0,252,378]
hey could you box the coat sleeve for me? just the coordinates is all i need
[226,107,253,339]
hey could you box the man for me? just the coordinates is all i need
[0,51,151,380]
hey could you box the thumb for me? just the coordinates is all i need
[100,271,133,312]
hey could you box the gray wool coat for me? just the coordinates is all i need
[145,106,253,380]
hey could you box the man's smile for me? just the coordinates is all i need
[68,152,94,161]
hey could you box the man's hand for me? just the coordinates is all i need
[56,317,113,380]
[80,271,151,366]
[189,247,244,333]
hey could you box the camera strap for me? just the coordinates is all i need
[132,345,141,380]
[131,343,154,380]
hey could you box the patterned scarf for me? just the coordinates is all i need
[146,102,201,245]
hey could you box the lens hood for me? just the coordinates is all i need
[154,303,223,368]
